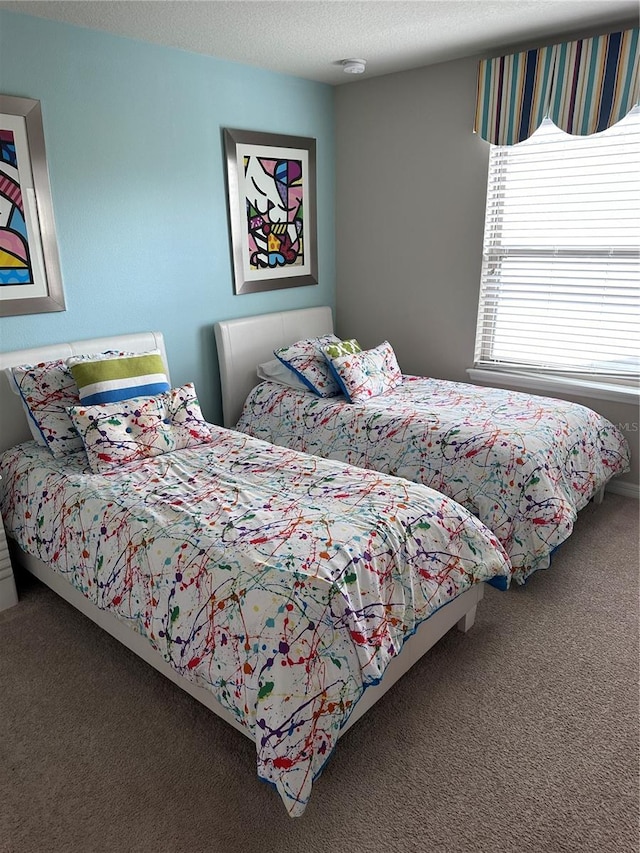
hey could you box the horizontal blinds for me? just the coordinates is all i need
[475,106,640,377]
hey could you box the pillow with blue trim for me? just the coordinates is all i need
[67,350,169,405]
[8,359,84,456]
[274,335,359,397]
[67,382,213,474]
[324,340,403,402]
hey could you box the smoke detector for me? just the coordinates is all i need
[341,59,367,75]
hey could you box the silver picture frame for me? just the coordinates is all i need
[223,128,318,295]
[0,94,65,316]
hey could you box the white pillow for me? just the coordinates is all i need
[257,359,310,392]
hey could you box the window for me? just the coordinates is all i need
[474,106,640,384]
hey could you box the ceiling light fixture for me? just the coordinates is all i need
[341,59,367,75]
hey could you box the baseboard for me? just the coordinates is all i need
[606,480,640,499]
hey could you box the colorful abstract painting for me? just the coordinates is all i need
[224,129,318,294]
[245,155,304,271]
[0,129,33,286]
[0,127,33,286]
[0,95,64,316]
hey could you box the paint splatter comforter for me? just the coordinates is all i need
[236,377,631,584]
[0,428,511,816]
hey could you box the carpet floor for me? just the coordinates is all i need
[1,494,638,853]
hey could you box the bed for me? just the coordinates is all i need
[215,307,631,585]
[0,331,512,817]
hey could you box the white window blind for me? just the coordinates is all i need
[474,105,640,381]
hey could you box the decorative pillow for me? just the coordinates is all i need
[67,383,213,474]
[67,350,169,405]
[323,338,361,359]
[325,341,403,403]
[274,335,343,397]
[8,360,84,456]
[256,359,310,392]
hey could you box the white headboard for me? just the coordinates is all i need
[214,306,334,428]
[0,331,168,455]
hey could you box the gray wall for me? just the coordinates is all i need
[334,56,639,488]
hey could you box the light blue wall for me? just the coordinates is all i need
[0,11,335,424]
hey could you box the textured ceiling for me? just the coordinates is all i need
[0,0,637,85]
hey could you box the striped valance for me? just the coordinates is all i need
[474,46,556,146]
[474,28,640,144]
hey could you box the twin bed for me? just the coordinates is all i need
[0,330,512,817]
[215,307,630,585]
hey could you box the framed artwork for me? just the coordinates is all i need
[223,128,318,294]
[0,94,65,317]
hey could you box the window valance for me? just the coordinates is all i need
[474,28,639,144]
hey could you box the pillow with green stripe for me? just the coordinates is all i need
[67,350,169,405]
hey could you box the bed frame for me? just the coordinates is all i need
[0,329,485,745]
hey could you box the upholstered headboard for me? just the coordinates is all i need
[214,306,334,429]
[0,331,168,455]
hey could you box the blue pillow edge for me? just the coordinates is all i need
[274,353,321,396]
[324,357,353,403]
[12,376,50,445]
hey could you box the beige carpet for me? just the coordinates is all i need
[1,494,638,853]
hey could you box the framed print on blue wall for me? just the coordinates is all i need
[0,94,65,317]
[223,128,318,295]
